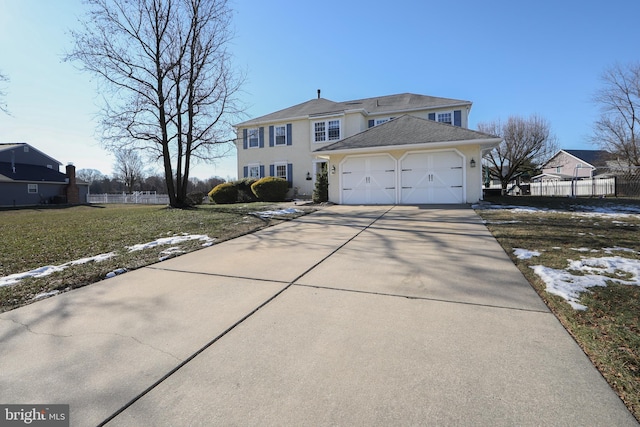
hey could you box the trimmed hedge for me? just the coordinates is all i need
[251,177,289,202]
[208,182,238,204]
[235,177,259,202]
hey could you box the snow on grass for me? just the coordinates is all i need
[1,233,217,287]
[127,234,215,251]
[532,255,640,310]
[33,290,60,301]
[252,208,303,218]
[513,248,541,259]
[474,202,640,218]
[0,252,116,288]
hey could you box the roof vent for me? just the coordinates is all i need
[317,89,321,99]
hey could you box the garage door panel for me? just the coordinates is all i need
[341,155,396,205]
[400,151,464,204]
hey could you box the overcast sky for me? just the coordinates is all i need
[1,0,638,180]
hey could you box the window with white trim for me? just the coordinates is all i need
[437,112,452,124]
[375,118,389,125]
[248,128,259,148]
[275,125,287,146]
[556,166,562,173]
[274,162,288,180]
[248,164,260,178]
[28,184,38,193]
[313,119,341,142]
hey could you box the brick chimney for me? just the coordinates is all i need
[66,164,80,204]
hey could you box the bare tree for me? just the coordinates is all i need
[478,115,557,194]
[591,62,640,166]
[76,168,106,193]
[0,71,9,115]
[113,148,146,193]
[67,0,244,207]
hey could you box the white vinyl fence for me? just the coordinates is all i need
[530,177,616,197]
[87,191,170,205]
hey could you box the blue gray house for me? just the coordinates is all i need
[0,143,88,207]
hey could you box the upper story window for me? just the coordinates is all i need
[314,119,341,142]
[368,117,396,128]
[437,112,452,125]
[248,128,260,148]
[556,166,562,173]
[28,184,38,193]
[275,125,287,146]
[428,110,461,127]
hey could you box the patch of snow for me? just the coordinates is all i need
[513,248,541,259]
[105,268,127,279]
[475,202,640,218]
[0,252,116,288]
[603,247,637,254]
[158,247,185,261]
[570,247,596,252]
[252,208,303,218]
[127,234,214,252]
[531,256,640,310]
[33,290,60,301]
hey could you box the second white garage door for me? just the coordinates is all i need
[400,151,464,204]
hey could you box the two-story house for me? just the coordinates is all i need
[0,143,88,206]
[539,149,612,179]
[235,92,501,204]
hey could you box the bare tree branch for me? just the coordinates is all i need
[66,0,244,207]
[0,71,9,115]
[591,62,640,166]
[478,115,557,193]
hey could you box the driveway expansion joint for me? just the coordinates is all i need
[292,283,552,314]
[100,206,393,426]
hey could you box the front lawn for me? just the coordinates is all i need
[0,203,312,312]
[475,196,640,421]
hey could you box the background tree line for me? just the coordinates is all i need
[77,167,225,195]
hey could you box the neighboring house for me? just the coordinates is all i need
[538,149,612,180]
[235,92,501,204]
[0,143,89,207]
[531,149,617,197]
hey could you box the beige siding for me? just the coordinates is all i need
[236,104,473,199]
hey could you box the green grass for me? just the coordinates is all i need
[0,203,312,312]
[476,196,640,420]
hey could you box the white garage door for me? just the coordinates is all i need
[341,155,396,204]
[400,151,464,204]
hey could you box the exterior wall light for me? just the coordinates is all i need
[306,172,312,180]
[470,158,476,168]
[331,165,336,174]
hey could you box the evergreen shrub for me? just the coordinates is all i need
[208,182,238,204]
[251,177,289,202]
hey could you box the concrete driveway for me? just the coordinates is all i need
[0,205,637,426]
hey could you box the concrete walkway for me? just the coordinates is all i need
[0,205,637,426]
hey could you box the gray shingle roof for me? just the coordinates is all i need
[0,162,67,182]
[314,115,500,153]
[236,93,471,126]
[563,150,612,167]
